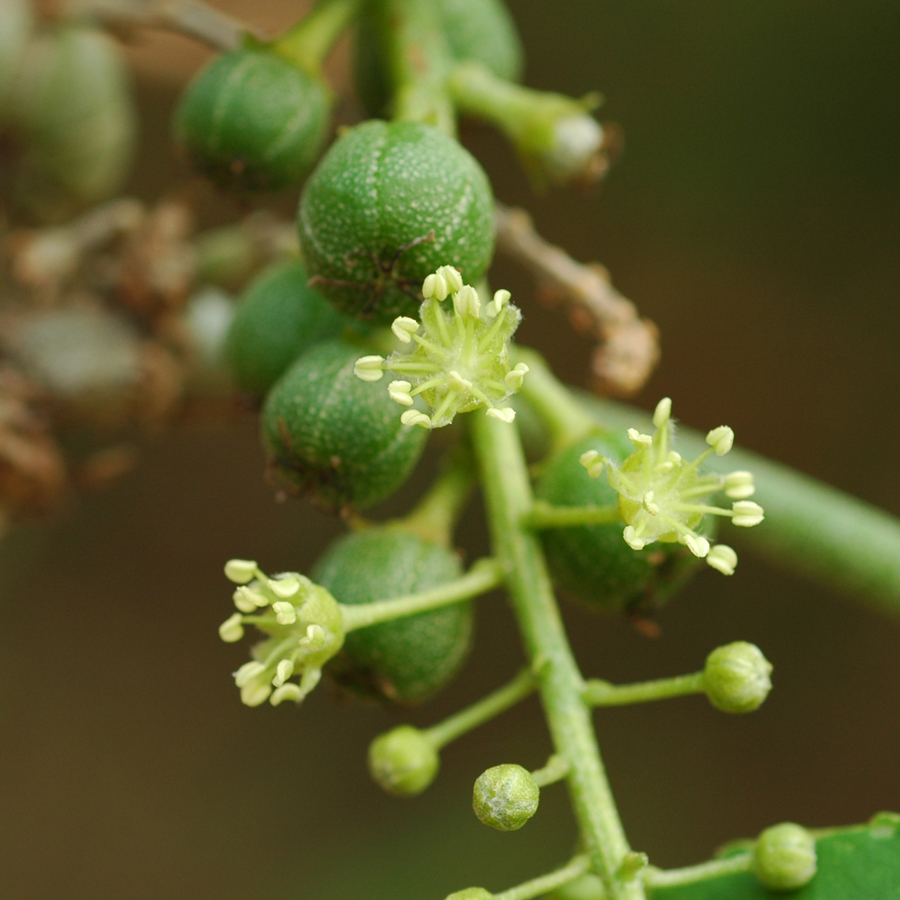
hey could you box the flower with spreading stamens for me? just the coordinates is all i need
[220,559,345,706]
[354,267,525,428]
[580,398,763,574]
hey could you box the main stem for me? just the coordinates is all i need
[470,414,644,900]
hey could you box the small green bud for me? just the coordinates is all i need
[752,822,817,891]
[472,764,540,832]
[174,46,330,192]
[445,890,493,900]
[704,641,773,714]
[368,725,439,797]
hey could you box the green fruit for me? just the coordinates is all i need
[262,340,428,511]
[313,529,473,702]
[297,120,495,324]
[226,259,350,395]
[472,764,540,832]
[353,0,522,119]
[534,433,705,615]
[174,46,330,192]
[4,26,136,222]
[368,725,439,796]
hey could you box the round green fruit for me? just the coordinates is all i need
[174,46,330,192]
[226,259,351,395]
[262,340,428,511]
[534,433,705,615]
[313,529,473,702]
[297,119,495,324]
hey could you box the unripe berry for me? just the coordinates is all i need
[262,340,428,511]
[174,46,330,192]
[535,433,705,615]
[752,823,817,891]
[313,530,473,702]
[704,641,773,713]
[472,764,540,832]
[226,259,351,395]
[297,120,495,324]
[368,725,439,796]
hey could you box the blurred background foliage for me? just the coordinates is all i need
[2,2,900,899]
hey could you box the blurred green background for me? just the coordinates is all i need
[2,2,900,898]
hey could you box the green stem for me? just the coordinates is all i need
[493,855,592,900]
[531,752,571,788]
[514,347,597,449]
[584,673,706,708]
[424,667,537,749]
[470,413,644,900]
[380,0,455,134]
[271,0,360,74]
[524,501,622,530]
[644,854,751,888]
[579,393,900,618]
[396,442,475,545]
[340,558,503,632]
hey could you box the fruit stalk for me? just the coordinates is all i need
[469,413,645,900]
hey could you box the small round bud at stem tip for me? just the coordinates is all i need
[752,823,817,891]
[368,726,439,797]
[705,641,773,713]
[218,613,244,643]
[224,559,257,584]
[473,764,540,831]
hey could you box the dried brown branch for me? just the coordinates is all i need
[494,202,659,397]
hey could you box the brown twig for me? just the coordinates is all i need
[494,202,659,397]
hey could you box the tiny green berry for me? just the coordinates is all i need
[174,45,330,192]
[445,890,494,900]
[752,822,817,891]
[313,529,473,703]
[704,641,773,713]
[297,120,495,324]
[472,764,540,832]
[368,725,439,797]
[262,340,428,512]
[225,259,351,395]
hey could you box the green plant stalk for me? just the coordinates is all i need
[380,0,455,134]
[579,394,900,618]
[339,558,503,632]
[424,667,537,749]
[470,413,644,900]
[524,501,621,529]
[493,855,592,900]
[271,0,361,75]
[644,853,751,888]
[531,752,571,787]
[584,673,706,708]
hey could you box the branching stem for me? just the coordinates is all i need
[524,501,621,530]
[644,853,752,888]
[493,855,591,900]
[584,673,706,707]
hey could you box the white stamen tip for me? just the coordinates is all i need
[270,683,304,706]
[224,559,257,584]
[724,471,755,499]
[274,658,295,687]
[233,586,258,613]
[505,362,529,391]
[642,491,660,515]
[627,428,653,447]
[437,265,463,294]
[731,500,764,527]
[354,355,385,382]
[218,613,244,643]
[447,370,473,391]
[706,544,738,575]
[486,407,516,423]
[653,398,672,428]
[388,380,414,406]
[303,624,327,647]
[391,316,420,343]
[453,284,481,318]
[706,425,735,456]
[685,534,711,558]
[422,273,438,299]
[623,525,647,550]
[400,409,432,429]
[234,660,266,688]
[241,682,273,707]
[488,289,511,317]
[268,573,303,598]
[272,601,298,625]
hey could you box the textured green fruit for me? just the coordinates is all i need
[297,120,495,324]
[473,764,540,832]
[262,340,428,511]
[354,0,522,119]
[535,433,705,615]
[368,725,439,796]
[175,46,330,192]
[313,529,473,702]
[226,259,350,394]
[4,26,136,221]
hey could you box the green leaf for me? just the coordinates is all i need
[650,815,900,900]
